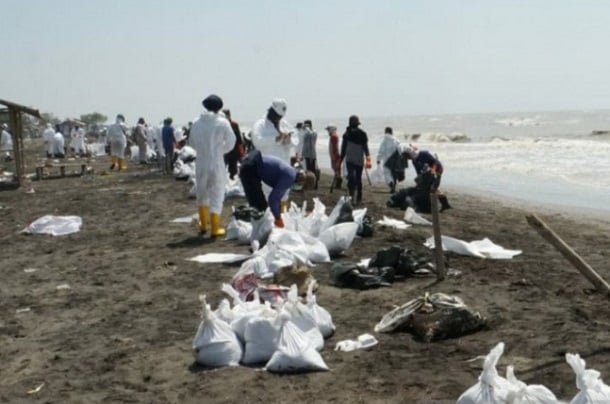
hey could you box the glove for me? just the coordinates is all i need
[365,156,372,169]
[274,217,285,228]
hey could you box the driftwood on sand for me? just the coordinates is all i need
[526,214,610,297]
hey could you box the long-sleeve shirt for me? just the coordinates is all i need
[258,154,297,218]
[413,150,443,175]
[301,129,317,159]
[162,124,175,149]
[328,132,340,168]
[340,126,370,166]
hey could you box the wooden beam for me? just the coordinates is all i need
[431,194,446,281]
[526,214,610,297]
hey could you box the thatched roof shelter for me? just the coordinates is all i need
[0,98,42,187]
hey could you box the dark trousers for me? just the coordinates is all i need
[346,162,363,196]
[163,146,174,173]
[304,158,320,188]
[225,151,240,180]
[239,150,268,212]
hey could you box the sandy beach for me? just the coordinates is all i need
[1,140,610,403]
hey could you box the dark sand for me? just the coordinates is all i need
[1,139,610,403]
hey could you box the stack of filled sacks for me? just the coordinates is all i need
[192,283,335,373]
[456,342,610,403]
[173,146,197,180]
[226,197,366,299]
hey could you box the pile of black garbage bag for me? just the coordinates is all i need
[330,245,434,290]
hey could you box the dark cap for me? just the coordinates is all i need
[348,115,360,127]
[202,94,223,112]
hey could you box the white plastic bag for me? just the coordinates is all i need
[225,216,252,244]
[566,353,610,404]
[404,207,432,225]
[264,311,329,373]
[505,365,558,404]
[250,209,274,247]
[192,295,243,367]
[306,281,335,338]
[283,285,324,351]
[318,222,359,256]
[369,165,385,185]
[320,197,347,234]
[457,342,512,404]
[242,308,281,365]
[23,215,82,236]
[213,298,235,324]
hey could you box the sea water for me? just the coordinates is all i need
[289,109,610,215]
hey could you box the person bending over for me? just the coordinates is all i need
[239,150,315,228]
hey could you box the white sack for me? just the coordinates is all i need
[225,216,253,244]
[352,208,367,233]
[306,281,335,338]
[334,333,378,352]
[505,365,559,404]
[213,299,235,324]
[566,353,610,404]
[404,207,432,225]
[192,295,243,367]
[250,209,274,248]
[369,165,386,185]
[318,222,359,256]
[265,312,329,373]
[225,175,245,198]
[424,236,522,259]
[457,342,512,404]
[23,215,82,236]
[242,310,281,365]
[320,196,347,234]
[284,285,324,351]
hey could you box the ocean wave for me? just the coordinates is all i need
[495,117,542,127]
[401,132,470,143]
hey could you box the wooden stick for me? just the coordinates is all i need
[431,194,446,280]
[526,214,610,297]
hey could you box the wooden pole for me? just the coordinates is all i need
[526,214,610,297]
[431,194,446,280]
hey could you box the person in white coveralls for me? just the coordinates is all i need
[376,126,402,193]
[250,98,298,213]
[189,94,236,237]
[107,114,128,170]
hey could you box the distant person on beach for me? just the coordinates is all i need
[239,149,315,228]
[70,124,86,157]
[326,125,342,189]
[250,98,297,213]
[162,117,176,174]
[294,122,305,161]
[404,146,451,211]
[134,117,148,165]
[51,124,66,159]
[190,95,236,236]
[42,123,55,158]
[301,119,320,189]
[107,114,128,170]
[222,109,244,180]
[1,124,13,162]
[340,115,371,204]
[377,126,402,193]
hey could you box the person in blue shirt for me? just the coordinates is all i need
[161,117,175,174]
[239,150,315,228]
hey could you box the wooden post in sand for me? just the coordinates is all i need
[431,194,446,280]
[526,214,610,297]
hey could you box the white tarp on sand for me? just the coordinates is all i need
[424,236,522,259]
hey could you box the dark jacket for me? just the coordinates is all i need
[340,126,370,166]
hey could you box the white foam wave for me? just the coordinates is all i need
[401,132,470,143]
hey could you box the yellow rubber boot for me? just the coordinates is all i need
[198,206,209,233]
[281,201,288,213]
[110,156,118,169]
[210,213,226,237]
[119,158,127,171]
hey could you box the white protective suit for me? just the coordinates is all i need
[153,125,165,158]
[107,120,127,159]
[1,129,13,152]
[189,111,236,214]
[42,124,55,156]
[250,117,297,202]
[51,132,65,156]
[70,127,86,155]
[376,133,401,185]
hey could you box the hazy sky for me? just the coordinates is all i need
[2,0,610,125]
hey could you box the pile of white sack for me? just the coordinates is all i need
[457,342,610,403]
[226,197,364,299]
[192,282,334,373]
